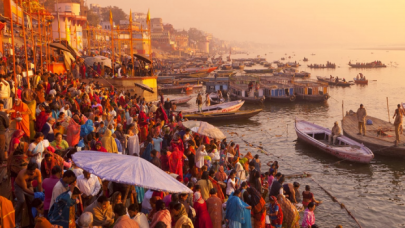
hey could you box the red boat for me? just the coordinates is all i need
[207,67,218,73]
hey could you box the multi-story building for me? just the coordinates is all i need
[150,18,163,32]
[51,2,87,51]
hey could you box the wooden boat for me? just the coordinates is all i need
[180,100,245,114]
[244,69,274,74]
[232,62,245,70]
[208,93,225,105]
[170,96,193,105]
[317,76,353,87]
[221,64,232,70]
[294,71,310,78]
[307,63,336,69]
[158,84,203,93]
[295,119,374,163]
[177,72,210,79]
[342,111,405,157]
[303,58,308,62]
[184,109,262,121]
[261,82,296,102]
[294,81,330,102]
[348,61,386,68]
[353,78,368,85]
[207,67,218,73]
[229,83,265,104]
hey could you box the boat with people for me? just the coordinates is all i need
[244,69,274,74]
[229,82,265,104]
[208,93,226,104]
[348,61,386,68]
[221,64,232,70]
[180,100,245,114]
[232,62,245,70]
[308,62,336,69]
[295,119,374,163]
[293,81,330,102]
[183,109,262,121]
[303,57,308,61]
[316,76,353,87]
[353,73,368,84]
[294,71,311,78]
[342,111,405,157]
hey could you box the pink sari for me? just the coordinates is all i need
[169,148,184,181]
[66,118,80,147]
[150,209,171,228]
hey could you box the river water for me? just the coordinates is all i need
[172,48,405,227]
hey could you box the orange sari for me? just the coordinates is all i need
[11,101,30,138]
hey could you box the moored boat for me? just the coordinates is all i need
[348,61,386,68]
[353,78,368,85]
[229,83,265,104]
[342,111,405,157]
[294,81,330,102]
[180,100,245,114]
[184,109,262,121]
[260,82,296,102]
[158,84,203,93]
[295,119,374,163]
[208,93,225,105]
[244,69,274,74]
[317,76,353,87]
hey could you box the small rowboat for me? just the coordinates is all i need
[295,119,374,163]
[170,96,193,105]
[317,76,353,87]
[353,78,368,85]
[209,93,225,105]
[184,109,262,121]
[180,100,245,114]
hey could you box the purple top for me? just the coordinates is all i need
[42,175,60,210]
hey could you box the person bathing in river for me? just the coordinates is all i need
[282,182,300,204]
[302,185,322,207]
[329,121,342,145]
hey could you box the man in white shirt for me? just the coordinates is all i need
[128,203,149,228]
[77,170,101,206]
[0,76,10,109]
[50,170,77,209]
[60,104,72,118]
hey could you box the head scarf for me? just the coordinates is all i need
[215,166,227,182]
[194,192,202,203]
[195,145,206,161]
[100,129,118,153]
[93,141,107,152]
[8,130,25,155]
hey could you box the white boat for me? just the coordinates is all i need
[180,100,245,114]
[208,93,225,105]
[295,119,374,163]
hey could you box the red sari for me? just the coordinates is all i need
[8,130,24,155]
[193,200,213,228]
[169,148,183,181]
[35,111,49,132]
[66,118,80,147]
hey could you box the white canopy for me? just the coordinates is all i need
[72,151,192,193]
[182,120,226,139]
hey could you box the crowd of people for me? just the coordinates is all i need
[0,61,329,228]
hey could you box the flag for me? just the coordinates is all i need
[146,9,150,24]
[109,9,113,26]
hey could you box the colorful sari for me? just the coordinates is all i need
[150,209,171,228]
[247,187,266,228]
[8,130,24,156]
[208,176,225,202]
[0,196,15,228]
[268,196,283,227]
[30,141,45,170]
[277,194,300,228]
[225,192,252,228]
[169,147,184,181]
[11,100,30,138]
[66,118,80,147]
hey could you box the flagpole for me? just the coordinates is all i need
[110,10,115,76]
[8,0,17,86]
[129,10,134,77]
[20,0,29,76]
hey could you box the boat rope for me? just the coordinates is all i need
[310,177,363,228]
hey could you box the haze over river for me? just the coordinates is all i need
[172,48,405,227]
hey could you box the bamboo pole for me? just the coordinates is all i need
[129,10,134,76]
[28,2,35,75]
[8,0,17,86]
[20,0,29,77]
[38,10,43,74]
[387,97,390,123]
[111,22,115,76]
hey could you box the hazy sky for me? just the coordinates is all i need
[87,0,405,48]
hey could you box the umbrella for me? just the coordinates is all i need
[49,43,69,52]
[134,83,154,93]
[72,151,192,193]
[182,120,226,139]
[134,53,152,64]
[84,56,112,68]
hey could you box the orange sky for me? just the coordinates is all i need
[88,0,405,48]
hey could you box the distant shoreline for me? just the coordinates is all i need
[350,47,405,51]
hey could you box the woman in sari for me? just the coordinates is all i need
[110,191,122,212]
[268,196,283,228]
[215,166,227,182]
[80,119,94,138]
[225,190,252,228]
[50,133,69,150]
[155,105,168,124]
[138,118,149,142]
[150,200,171,228]
[48,187,81,228]
[8,129,25,156]
[170,133,184,153]
[7,141,28,192]
[193,192,213,228]
[246,187,266,228]
[277,194,300,228]
[66,116,81,147]
[27,132,47,170]
[100,129,118,153]
[169,147,184,182]
[35,106,50,132]
[208,170,225,202]
[35,85,45,103]
[11,98,31,138]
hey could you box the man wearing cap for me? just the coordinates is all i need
[357,104,367,136]
[329,121,342,145]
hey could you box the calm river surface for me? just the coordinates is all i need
[174,48,405,227]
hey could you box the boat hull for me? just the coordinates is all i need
[295,120,373,163]
[353,78,368,84]
[265,95,296,102]
[181,100,245,114]
[230,94,265,104]
[184,109,262,121]
[295,94,329,102]
[342,113,405,157]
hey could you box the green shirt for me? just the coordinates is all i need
[50,140,69,150]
